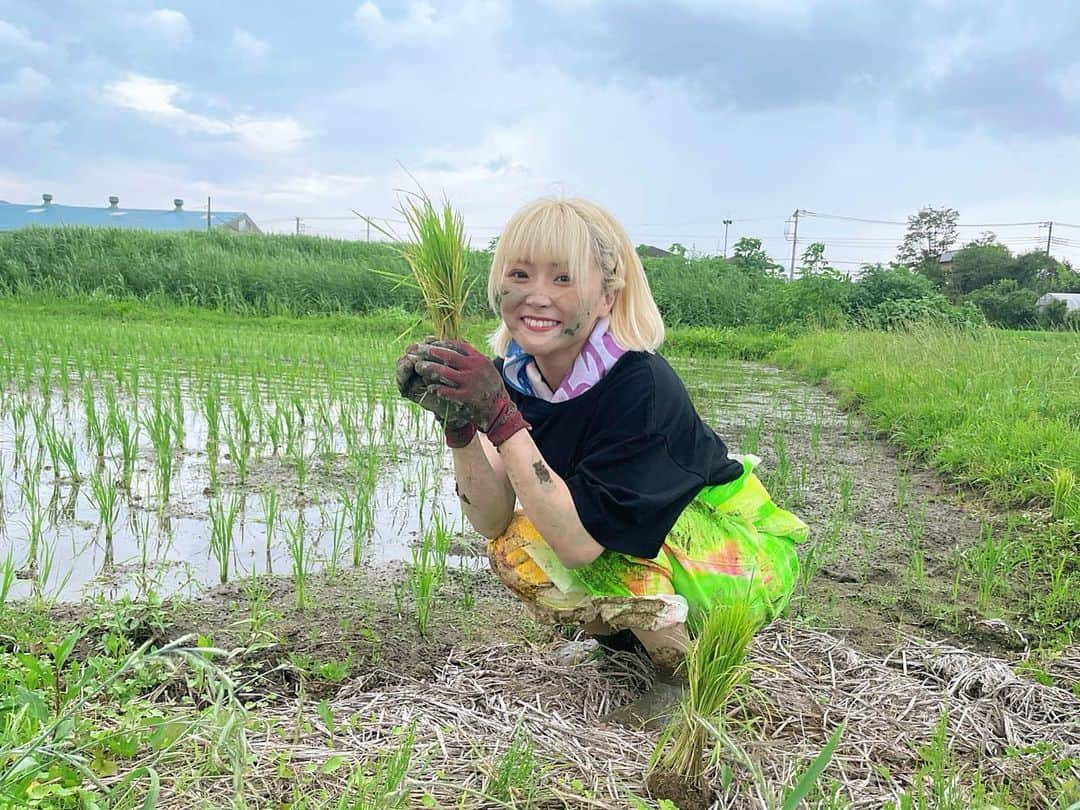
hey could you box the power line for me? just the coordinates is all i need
[801,209,1051,228]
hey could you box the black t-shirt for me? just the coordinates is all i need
[496,351,744,559]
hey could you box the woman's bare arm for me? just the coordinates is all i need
[451,433,516,539]
[494,429,604,569]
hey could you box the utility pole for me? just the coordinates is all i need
[722,218,732,258]
[789,209,800,280]
[1046,221,1053,256]
[207,196,211,232]
[296,216,301,235]
[366,218,371,242]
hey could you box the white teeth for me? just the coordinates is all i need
[524,317,557,327]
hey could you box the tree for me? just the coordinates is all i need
[667,242,687,258]
[732,237,783,276]
[896,206,959,270]
[798,242,834,276]
[945,243,1013,298]
[966,231,999,247]
[964,279,1038,328]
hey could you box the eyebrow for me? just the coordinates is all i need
[510,260,564,269]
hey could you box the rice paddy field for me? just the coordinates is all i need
[0,295,1077,809]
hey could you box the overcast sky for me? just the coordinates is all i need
[3,0,1080,269]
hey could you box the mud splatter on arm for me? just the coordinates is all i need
[532,461,552,485]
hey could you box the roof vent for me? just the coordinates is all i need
[108,196,119,208]
[42,193,53,205]
[173,198,183,211]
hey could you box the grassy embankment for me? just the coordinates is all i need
[774,328,1079,646]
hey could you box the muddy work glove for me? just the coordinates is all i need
[411,339,530,448]
[395,345,476,448]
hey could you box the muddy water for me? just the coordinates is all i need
[0,388,477,602]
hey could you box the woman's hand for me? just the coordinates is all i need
[395,340,476,447]
[412,339,529,448]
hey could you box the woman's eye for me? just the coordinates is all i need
[555,274,571,283]
[508,269,527,279]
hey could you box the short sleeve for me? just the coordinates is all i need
[565,432,706,559]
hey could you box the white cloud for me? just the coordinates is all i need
[232,29,270,67]
[142,9,192,47]
[351,1,435,45]
[349,0,502,47]
[1,66,52,100]
[104,73,310,153]
[231,116,309,153]
[0,19,48,62]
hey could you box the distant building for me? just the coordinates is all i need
[1035,292,1080,312]
[638,244,679,259]
[0,194,261,234]
[938,249,957,266]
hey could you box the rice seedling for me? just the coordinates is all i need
[20,478,46,574]
[358,187,472,341]
[458,560,476,611]
[648,597,757,802]
[766,430,792,505]
[224,419,250,484]
[169,380,186,448]
[293,441,309,494]
[81,381,107,459]
[142,392,174,500]
[265,402,283,456]
[88,470,120,544]
[283,513,312,611]
[897,469,912,510]
[209,494,242,584]
[0,548,16,611]
[259,488,280,573]
[113,413,140,489]
[408,512,451,637]
[326,503,348,581]
[203,378,222,446]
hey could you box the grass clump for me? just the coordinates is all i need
[647,599,757,806]
[359,190,472,341]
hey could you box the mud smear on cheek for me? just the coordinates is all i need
[561,309,590,337]
[532,462,552,485]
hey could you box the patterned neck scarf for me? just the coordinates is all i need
[502,317,627,403]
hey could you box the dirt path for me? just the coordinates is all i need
[682,356,1031,656]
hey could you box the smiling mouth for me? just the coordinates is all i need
[522,316,560,330]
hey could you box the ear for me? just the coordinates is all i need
[596,287,616,318]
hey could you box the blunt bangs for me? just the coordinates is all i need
[487,199,596,312]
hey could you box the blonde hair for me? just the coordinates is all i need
[487,197,665,356]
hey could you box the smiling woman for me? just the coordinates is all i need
[396,196,808,729]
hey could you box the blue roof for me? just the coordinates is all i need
[0,200,251,232]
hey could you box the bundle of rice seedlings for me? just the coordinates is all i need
[647,599,757,809]
[358,187,472,341]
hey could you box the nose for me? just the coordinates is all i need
[524,282,553,307]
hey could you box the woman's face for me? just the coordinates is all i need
[498,259,615,368]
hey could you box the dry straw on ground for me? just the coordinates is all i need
[152,623,1079,808]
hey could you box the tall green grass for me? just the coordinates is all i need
[774,327,1080,521]
[0,226,489,318]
